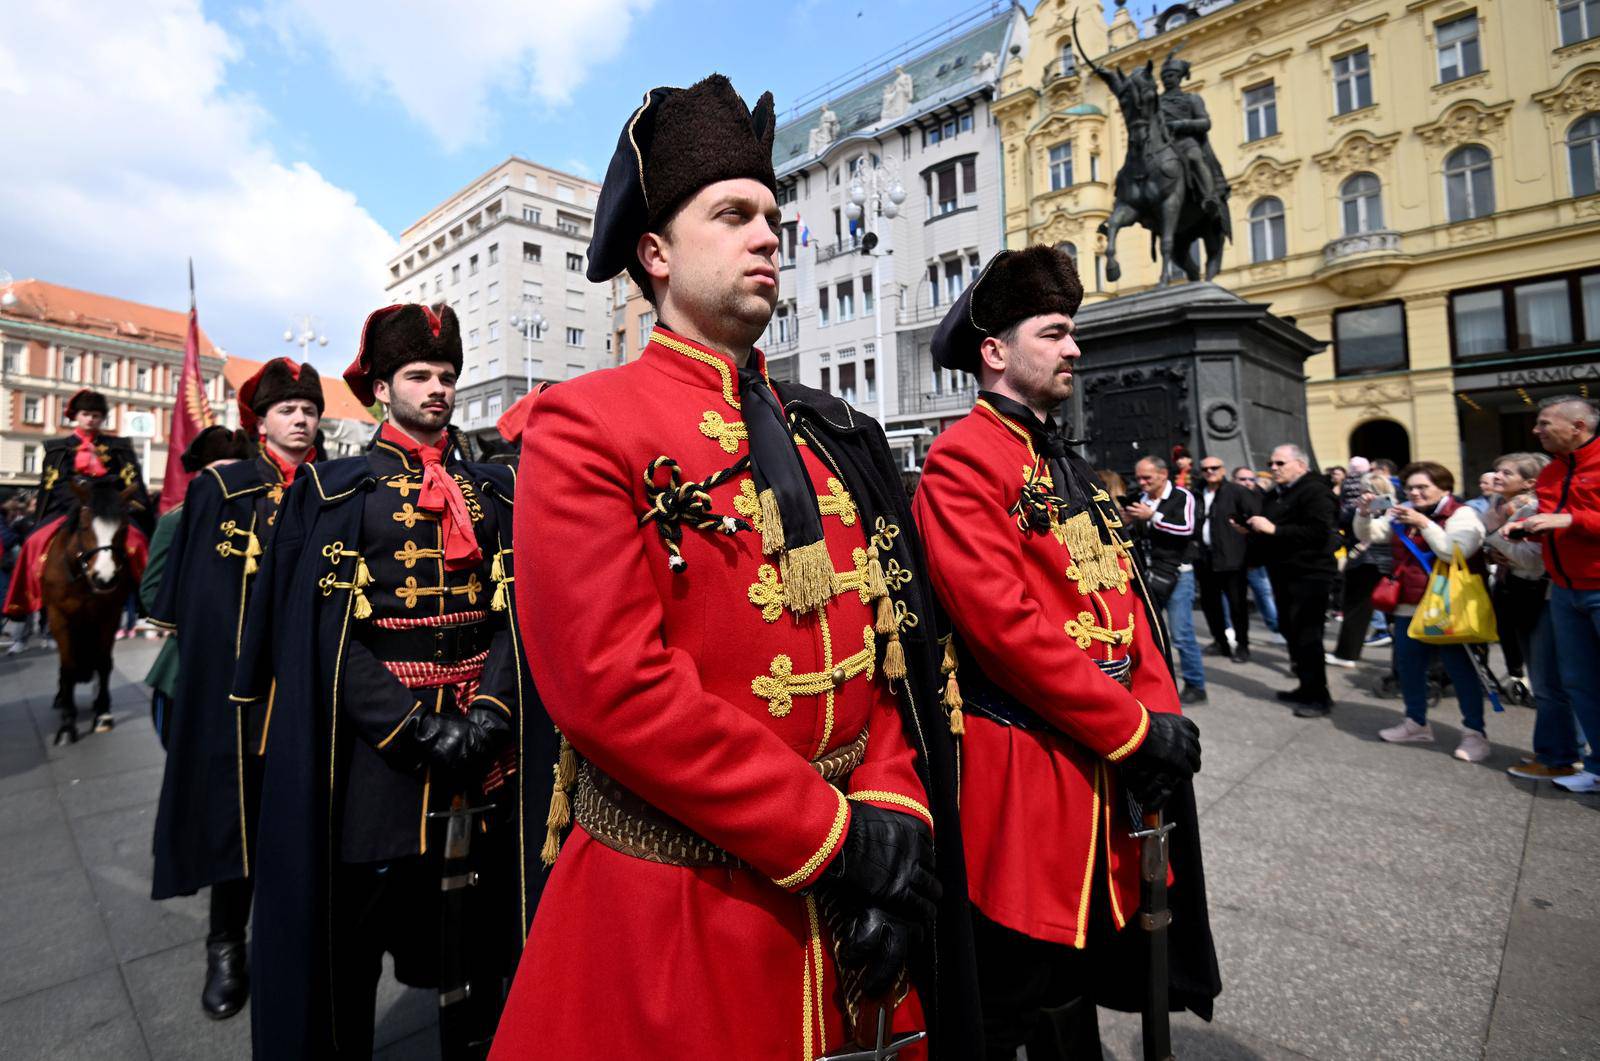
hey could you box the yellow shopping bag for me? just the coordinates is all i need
[1408,547,1498,644]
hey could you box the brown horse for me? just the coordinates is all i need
[42,478,138,744]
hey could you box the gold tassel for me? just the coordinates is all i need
[865,546,888,600]
[757,487,786,556]
[940,635,964,733]
[353,555,373,588]
[948,701,966,736]
[779,540,834,614]
[352,589,373,620]
[940,636,959,676]
[541,737,577,868]
[243,532,261,577]
[884,633,906,681]
[490,550,510,612]
[350,555,374,619]
[490,549,505,584]
[490,578,510,613]
[875,594,896,635]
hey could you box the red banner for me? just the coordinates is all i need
[158,267,215,513]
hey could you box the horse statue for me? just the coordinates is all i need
[1073,14,1229,286]
[42,477,139,744]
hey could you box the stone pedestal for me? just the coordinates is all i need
[1067,282,1326,475]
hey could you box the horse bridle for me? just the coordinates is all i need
[69,536,126,594]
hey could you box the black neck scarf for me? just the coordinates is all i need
[739,364,833,613]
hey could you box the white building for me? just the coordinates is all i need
[765,5,1023,470]
[385,158,613,451]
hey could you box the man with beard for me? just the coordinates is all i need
[147,358,322,1020]
[912,246,1218,1059]
[231,306,550,1058]
[489,75,979,1060]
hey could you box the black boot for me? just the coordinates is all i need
[1026,995,1103,1060]
[202,940,249,1020]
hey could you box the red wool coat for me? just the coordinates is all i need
[492,329,930,1060]
[913,398,1182,947]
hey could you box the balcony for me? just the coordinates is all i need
[895,302,948,327]
[1315,230,1412,298]
[817,236,865,263]
[764,334,799,356]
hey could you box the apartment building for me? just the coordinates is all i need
[385,158,611,451]
[765,5,1024,470]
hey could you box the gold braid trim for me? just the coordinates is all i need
[753,626,877,718]
[773,787,850,889]
[848,790,933,831]
[1106,703,1151,763]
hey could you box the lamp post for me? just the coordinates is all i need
[509,295,547,392]
[284,315,329,359]
[843,158,905,425]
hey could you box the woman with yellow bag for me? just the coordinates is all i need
[1355,462,1493,762]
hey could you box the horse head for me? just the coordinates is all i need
[68,477,131,592]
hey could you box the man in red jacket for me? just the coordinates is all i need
[912,246,1215,1059]
[1514,395,1600,792]
[491,75,979,1060]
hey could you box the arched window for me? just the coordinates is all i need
[1058,41,1077,78]
[1056,241,1078,260]
[1568,114,1600,198]
[1249,197,1286,262]
[1444,145,1494,222]
[1339,172,1384,235]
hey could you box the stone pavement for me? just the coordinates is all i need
[0,633,1596,1060]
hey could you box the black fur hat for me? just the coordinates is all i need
[65,389,109,417]
[238,357,324,432]
[179,425,253,473]
[587,74,777,296]
[342,303,462,406]
[931,246,1085,373]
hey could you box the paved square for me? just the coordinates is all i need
[0,634,1595,1059]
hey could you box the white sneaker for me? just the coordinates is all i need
[1325,652,1357,669]
[1553,770,1600,793]
[1224,627,1237,650]
[1379,718,1434,743]
[5,640,24,656]
[1454,731,1490,763]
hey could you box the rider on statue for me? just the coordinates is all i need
[1158,49,1228,220]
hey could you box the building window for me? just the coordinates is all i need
[1339,172,1384,235]
[928,263,942,307]
[1243,82,1278,141]
[1436,14,1481,83]
[488,243,499,265]
[100,360,115,386]
[1058,241,1079,261]
[488,320,500,343]
[839,362,857,404]
[775,304,796,343]
[61,353,79,381]
[1332,49,1372,115]
[1444,145,1494,222]
[1514,279,1574,348]
[21,444,38,474]
[23,396,42,423]
[566,327,584,347]
[468,398,483,421]
[451,265,461,284]
[1334,302,1408,375]
[944,259,964,302]
[566,252,584,272]
[1559,0,1600,45]
[468,290,479,310]
[820,366,831,394]
[1583,274,1600,339]
[1568,114,1600,197]
[818,287,830,327]
[1248,197,1286,262]
[2,341,22,374]
[523,206,541,224]
[837,281,855,322]
[1451,289,1506,358]
[524,243,542,263]
[486,393,502,417]
[640,310,656,348]
[969,251,981,281]
[556,184,576,204]
[136,364,150,391]
[1059,42,1077,77]
[864,355,877,402]
[486,356,500,376]
[469,254,479,276]
[469,329,480,348]
[488,281,500,304]
[923,157,977,217]
[1049,142,1073,191]
[862,275,874,313]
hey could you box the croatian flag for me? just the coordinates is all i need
[798,215,810,247]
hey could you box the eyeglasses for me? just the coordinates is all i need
[1200,464,1224,472]
[1267,460,1290,467]
[1403,483,1433,494]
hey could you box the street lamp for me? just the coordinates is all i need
[284,315,329,358]
[509,296,547,392]
[841,157,903,424]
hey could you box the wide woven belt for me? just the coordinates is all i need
[354,617,495,665]
[963,653,1134,731]
[573,727,870,869]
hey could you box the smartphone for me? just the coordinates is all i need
[1367,496,1393,516]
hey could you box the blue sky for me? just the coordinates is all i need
[0,0,1122,369]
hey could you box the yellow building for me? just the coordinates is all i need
[997,0,1600,478]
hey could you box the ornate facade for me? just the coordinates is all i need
[999,0,1600,479]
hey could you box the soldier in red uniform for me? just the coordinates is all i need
[912,246,1218,1059]
[490,75,979,1060]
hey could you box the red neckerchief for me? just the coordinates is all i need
[379,422,481,570]
[262,442,313,487]
[73,428,107,476]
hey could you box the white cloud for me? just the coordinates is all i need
[266,0,655,151]
[0,0,396,373]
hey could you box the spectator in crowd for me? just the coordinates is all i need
[1230,465,1281,637]
[1373,458,1401,490]
[4,495,37,654]
[1484,451,1578,781]
[1328,466,1346,493]
[1340,457,1370,511]
[1126,455,1207,703]
[1245,444,1339,717]
[1194,455,1259,663]
[1329,471,1398,667]
[1513,395,1600,793]
[1171,444,1194,490]
[1097,468,1128,502]
[1357,461,1490,761]
[1466,470,1501,516]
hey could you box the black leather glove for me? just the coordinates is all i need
[837,906,916,998]
[397,707,507,774]
[823,803,940,924]
[1120,712,1201,813]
